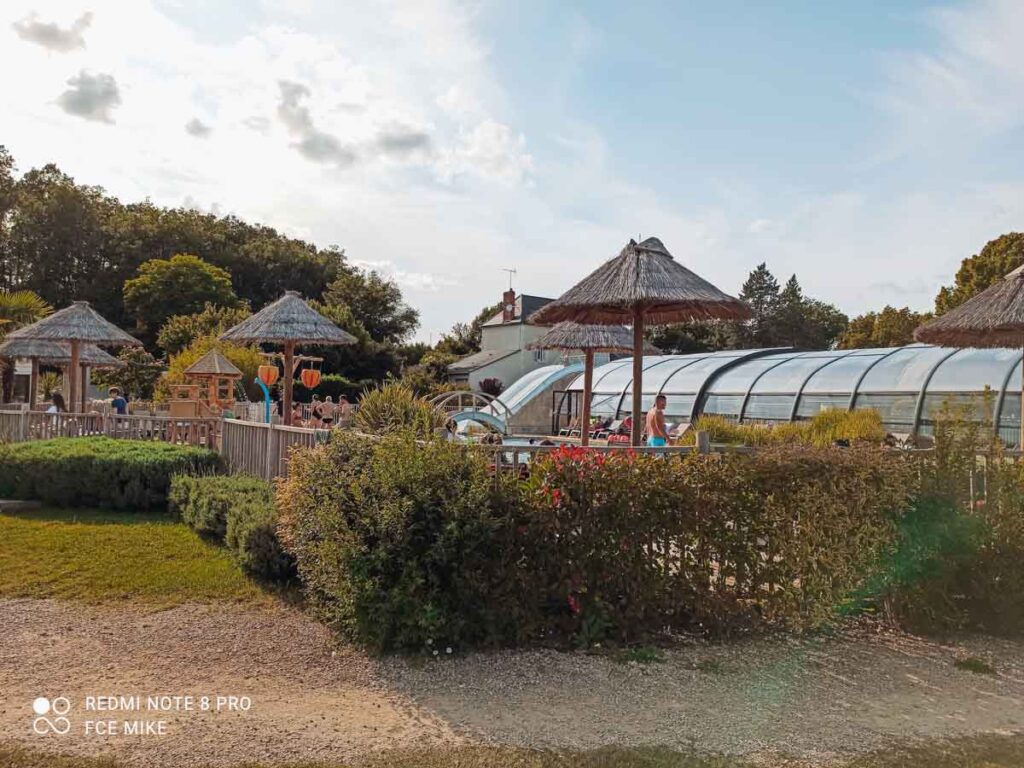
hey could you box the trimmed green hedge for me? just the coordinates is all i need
[169,474,293,581]
[278,433,916,651]
[0,437,221,511]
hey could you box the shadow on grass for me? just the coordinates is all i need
[0,506,176,526]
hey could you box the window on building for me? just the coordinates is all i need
[533,350,545,362]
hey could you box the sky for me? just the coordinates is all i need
[1,0,1023,343]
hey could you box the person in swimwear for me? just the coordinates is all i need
[645,394,669,447]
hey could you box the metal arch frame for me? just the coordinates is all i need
[737,352,808,423]
[613,355,695,419]
[846,346,909,411]
[689,348,795,423]
[788,349,863,421]
[910,347,964,437]
[993,352,1022,438]
[555,357,631,426]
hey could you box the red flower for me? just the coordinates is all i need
[567,594,581,615]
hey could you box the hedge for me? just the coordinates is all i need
[278,433,917,651]
[0,437,221,511]
[169,474,293,581]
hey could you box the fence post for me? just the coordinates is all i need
[265,423,276,481]
[696,430,711,455]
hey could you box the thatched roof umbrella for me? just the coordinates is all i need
[4,302,140,411]
[219,291,356,425]
[915,264,1024,447]
[530,237,749,445]
[0,339,124,408]
[527,323,659,446]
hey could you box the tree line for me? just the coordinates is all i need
[0,146,424,392]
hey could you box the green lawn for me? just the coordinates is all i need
[3,736,1024,768]
[0,507,267,606]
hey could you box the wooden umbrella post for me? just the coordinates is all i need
[29,357,38,409]
[283,340,295,426]
[68,339,80,413]
[80,365,88,412]
[581,348,594,447]
[1020,345,1023,452]
[631,309,644,447]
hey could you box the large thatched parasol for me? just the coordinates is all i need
[0,339,124,408]
[5,301,140,411]
[915,264,1024,447]
[220,291,356,425]
[530,237,749,445]
[527,322,659,446]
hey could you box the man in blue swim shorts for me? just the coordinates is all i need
[646,394,669,447]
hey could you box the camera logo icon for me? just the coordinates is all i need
[32,696,72,735]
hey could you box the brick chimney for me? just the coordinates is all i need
[502,289,516,323]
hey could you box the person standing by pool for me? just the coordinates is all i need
[645,394,669,447]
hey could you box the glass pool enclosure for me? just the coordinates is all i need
[563,345,1023,445]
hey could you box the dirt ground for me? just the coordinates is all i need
[2,599,1023,767]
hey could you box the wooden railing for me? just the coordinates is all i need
[220,418,328,480]
[0,411,221,449]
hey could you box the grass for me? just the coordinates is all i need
[4,735,1024,767]
[0,507,267,606]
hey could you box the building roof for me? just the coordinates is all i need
[184,349,243,377]
[481,294,553,327]
[447,348,518,374]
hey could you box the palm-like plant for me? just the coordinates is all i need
[0,290,54,402]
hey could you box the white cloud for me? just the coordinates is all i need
[12,10,91,52]
[56,70,121,123]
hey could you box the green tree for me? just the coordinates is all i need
[157,302,252,355]
[837,306,932,349]
[648,321,734,354]
[935,233,1024,313]
[734,262,781,347]
[771,275,848,349]
[123,254,240,342]
[323,269,419,344]
[0,289,53,402]
[91,347,163,400]
[435,301,502,356]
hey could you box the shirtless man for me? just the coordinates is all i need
[645,394,669,447]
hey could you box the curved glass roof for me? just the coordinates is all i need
[565,344,1024,445]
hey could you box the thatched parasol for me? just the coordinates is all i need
[5,301,140,411]
[530,237,748,445]
[220,291,356,425]
[915,264,1024,446]
[0,338,124,408]
[184,349,243,378]
[527,323,659,446]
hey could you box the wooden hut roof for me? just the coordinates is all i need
[5,301,141,346]
[183,349,243,377]
[525,322,660,353]
[219,291,357,345]
[529,237,750,326]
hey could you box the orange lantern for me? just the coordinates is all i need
[300,368,321,389]
[258,364,280,387]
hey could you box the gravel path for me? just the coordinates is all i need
[2,599,1023,766]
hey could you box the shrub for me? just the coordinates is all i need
[169,474,270,539]
[681,408,887,448]
[354,381,447,437]
[0,437,221,511]
[279,434,915,650]
[311,373,375,404]
[479,377,504,397]
[522,444,915,639]
[278,432,522,650]
[170,473,293,581]
[878,400,1024,634]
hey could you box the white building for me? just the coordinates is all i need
[447,290,560,391]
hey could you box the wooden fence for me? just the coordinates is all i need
[0,410,220,449]
[219,418,328,480]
